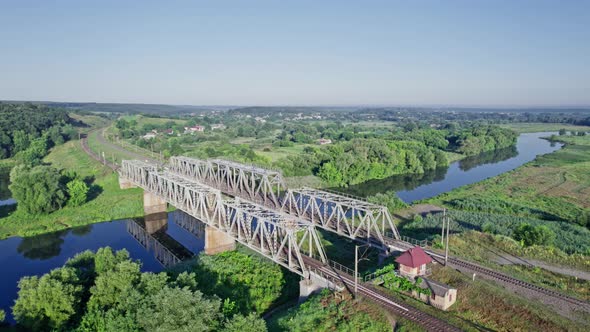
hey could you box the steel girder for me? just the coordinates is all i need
[281,187,400,248]
[169,156,287,208]
[120,159,325,277]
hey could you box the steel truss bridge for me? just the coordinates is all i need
[168,156,403,250]
[121,156,404,276]
[121,159,326,277]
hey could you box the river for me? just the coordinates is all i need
[342,132,562,202]
[0,211,205,323]
[0,132,562,323]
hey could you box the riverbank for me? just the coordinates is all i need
[424,134,590,229]
[0,140,144,239]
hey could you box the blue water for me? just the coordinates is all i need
[0,212,205,323]
[344,132,562,202]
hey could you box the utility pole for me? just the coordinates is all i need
[354,244,370,295]
[441,208,446,244]
[445,214,450,265]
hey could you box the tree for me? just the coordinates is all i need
[9,165,67,214]
[558,128,567,136]
[15,137,48,166]
[67,179,89,207]
[137,287,222,332]
[513,223,554,247]
[13,267,83,331]
[223,313,267,332]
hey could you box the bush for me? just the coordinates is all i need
[513,223,555,247]
[9,165,67,214]
[66,179,89,207]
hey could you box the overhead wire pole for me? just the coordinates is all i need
[445,213,450,266]
[354,243,371,295]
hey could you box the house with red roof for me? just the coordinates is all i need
[395,247,432,277]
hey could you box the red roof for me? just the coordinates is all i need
[395,247,432,268]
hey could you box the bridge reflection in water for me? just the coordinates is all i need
[126,211,205,268]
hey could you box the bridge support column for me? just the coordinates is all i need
[144,191,167,214]
[119,177,138,189]
[299,271,342,303]
[205,226,235,255]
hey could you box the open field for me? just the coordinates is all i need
[69,113,110,133]
[121,114,187,126]
[0,140,144,239]
[426,135,590,224]
[499,122,590,133]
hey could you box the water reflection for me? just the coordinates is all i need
[457,145,518,171]
[17,230,70,260]
[343,167,448,198]
[339,132,562,202]
[0,171,10,201]
[127,212,197,267]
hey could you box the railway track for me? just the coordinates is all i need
[80,132,119,171]
[303,257,461,332]
[426,250,590,312]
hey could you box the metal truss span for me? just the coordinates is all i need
[169,156,287,208]
[120,160,325,277]
[281,187,400,247]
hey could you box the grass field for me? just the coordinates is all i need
[426,134,590,223]
[121,114,186,127]
[69,113,111,133]
[0,140,144,239]
[499,122,590,133]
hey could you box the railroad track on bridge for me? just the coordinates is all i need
[427,250,590,312]
[303,257,461,332]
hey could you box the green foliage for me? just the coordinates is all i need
[13,267,84,331]
[373,265,431,296]
[178,251,287,314]
[0,309,4,323]
[272,290,390,332]
[513,223,555,247]
[367,190,408,212]
[12,247,261,332]
[0,102,72,160]
[404,210,590,255]
[66,179,89,207]
[223,313,268,332]
[9,164,67,214]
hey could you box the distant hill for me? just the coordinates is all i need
[0,101,234,115]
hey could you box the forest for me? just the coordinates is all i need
[0,103,76,160]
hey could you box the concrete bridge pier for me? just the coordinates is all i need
[144,191,167,215]
[119,177,138,189]
[299,271,343,303]
[204,226,236,255]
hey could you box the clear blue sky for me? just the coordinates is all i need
[1,0,588,107]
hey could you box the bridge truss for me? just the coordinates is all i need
[169,156,287,207]
[120,160,325,277]
[166,157,402,248]
[281,188,400,248]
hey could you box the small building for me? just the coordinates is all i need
[184,126,205,133]
[395,247,432,277]
[164,129,174,135]
[318,138,332,145]
[211,123,226,130]
[142,133,157,140]
[418,278,457,311]
[254,116,266,123]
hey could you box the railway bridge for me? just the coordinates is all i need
[118,157,460,332]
